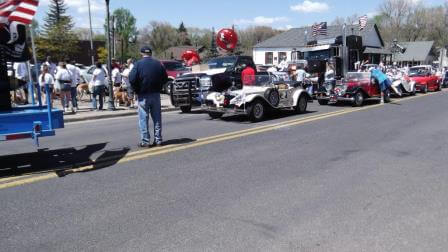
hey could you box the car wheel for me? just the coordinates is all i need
[295,94,308,114]
[353,91,364,107]
[163,80,173,94]
[249,100,266,122]
[421,85,427,93]
[384,89,391,103]
[318,99,328,105]
[264,89,280,107]
[180,106,191,113]
[208,112,223,119]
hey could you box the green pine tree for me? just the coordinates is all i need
[37,0,78,61]
[177,21,192,46]
[42,0,74,34]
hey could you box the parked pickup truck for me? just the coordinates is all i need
[170,55,257,113]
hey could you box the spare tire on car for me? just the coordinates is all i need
[208,73,232,92]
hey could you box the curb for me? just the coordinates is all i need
[64,107,179,123]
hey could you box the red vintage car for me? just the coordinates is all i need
[317,72,389,106]
[406,65,441,93]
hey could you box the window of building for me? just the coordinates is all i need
[265,52,273,65]
[278,52,287,62]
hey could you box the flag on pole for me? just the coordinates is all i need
[359,15,368,31]
[0,0,39,25]
[312,22,327,37]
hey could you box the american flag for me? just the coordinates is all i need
[312,22,327,37]
[0,0,39,25]
[359,15,368,31]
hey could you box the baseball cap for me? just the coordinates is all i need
[140,46,152,54]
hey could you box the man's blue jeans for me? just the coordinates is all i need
[92,85,104,110]
[69,86,78,108]
[138,93,162,144]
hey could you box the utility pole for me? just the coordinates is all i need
[342,23,348,77]
[105,0,115,110]
[88,0,95,65]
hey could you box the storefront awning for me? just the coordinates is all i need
[364,47,391,55]
[298,44,331,52]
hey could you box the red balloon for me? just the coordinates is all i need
[181,50,200,61]
[216,28,238,51]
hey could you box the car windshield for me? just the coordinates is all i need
[409,67,429,77]
[207,57,237,69]
[345,72,371,82]
[163,61,185,71]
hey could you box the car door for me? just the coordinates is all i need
[368,78,381,97]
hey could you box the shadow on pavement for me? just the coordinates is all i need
[162,138,196,146]
[219,110,318,124]
[0,143,127,178]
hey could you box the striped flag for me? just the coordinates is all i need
[359,15,368,31]
[0,0,39,25]
[312,22,327,37]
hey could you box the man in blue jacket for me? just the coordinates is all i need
[129,46,168,148]
[370,67,391,104]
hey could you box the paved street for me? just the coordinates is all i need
[1,91,448,251]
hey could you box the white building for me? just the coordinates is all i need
[252,22,387,66]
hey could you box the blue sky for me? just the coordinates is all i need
[35,0,446,32]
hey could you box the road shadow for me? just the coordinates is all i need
[218,110,318,124]
[0,143,128,179]
[162,138,196,146]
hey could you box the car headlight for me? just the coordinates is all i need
[334,85,347,96]
[199,76,212,89]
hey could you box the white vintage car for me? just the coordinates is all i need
[204,74,312,122]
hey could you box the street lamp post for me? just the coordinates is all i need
[105,0,115,110]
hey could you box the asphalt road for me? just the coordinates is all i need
[1,91,448,251]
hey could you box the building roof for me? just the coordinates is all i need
[254,22,384,49]
[391,41,434,62]
[161,46,205,60]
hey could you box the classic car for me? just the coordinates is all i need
[387,70,416,96]
[171,55,257,113]
[406,65,441,93]
[317,72,390,107]
[204,74,312,122]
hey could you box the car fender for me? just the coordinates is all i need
[244,94,267,105]
[292,89,312,106]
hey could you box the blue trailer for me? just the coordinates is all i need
[0,85,64,147]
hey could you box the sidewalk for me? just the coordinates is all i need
[61,94,176,123]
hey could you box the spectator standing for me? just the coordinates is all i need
[66,59,80,112]
[129,46,168,148]
[91,62,106,111]
[13,61,29,104]
[112,63,122,88]
[55,62,73,113]
[43,56,57,76]
[241,64,256,86]
[121,63,134,108]
[38,64,54,106]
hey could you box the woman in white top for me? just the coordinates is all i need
[39,64,55,106]
[91,62,106,110]
[55,62,73,113]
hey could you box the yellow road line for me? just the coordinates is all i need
[0,174,58,190]
[0,91,442,190]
